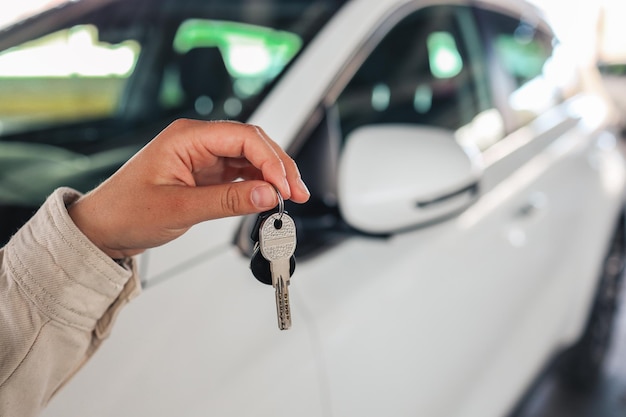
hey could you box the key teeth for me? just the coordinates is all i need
[276,277,292,330]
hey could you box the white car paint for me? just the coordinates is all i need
[40,0,626,416]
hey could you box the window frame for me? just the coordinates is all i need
[471,4,563,133]
[239,2,498,258]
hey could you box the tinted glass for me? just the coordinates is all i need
[477,9,562,127]
[0,0,342,136]
[0,0,344,244]
[336,5,495,143]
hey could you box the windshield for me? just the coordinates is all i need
[0,0,342,136]
[0,0,342,225]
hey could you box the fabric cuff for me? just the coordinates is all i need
[5,187,141,332]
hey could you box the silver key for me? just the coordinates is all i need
[259,212,296,330]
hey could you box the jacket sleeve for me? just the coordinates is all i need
[0,187,141,417]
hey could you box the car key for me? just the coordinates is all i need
[259,212,296,330]
[250,205,296,285]
[257,194,297,330]
[250,237,296,285]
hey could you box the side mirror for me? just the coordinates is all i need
[337,125,483,234]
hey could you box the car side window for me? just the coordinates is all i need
[477,9,562,128]
[270,6,501,257]
[336,5,499,149]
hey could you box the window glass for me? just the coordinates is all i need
[0,0,341,139]
[480,10,561,126]
[0,0,343,244]
[0,25,140,135]
[336,6,502,150]
[159,19,302,117]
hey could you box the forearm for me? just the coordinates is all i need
[0,188,140,417]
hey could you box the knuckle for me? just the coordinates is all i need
[247,123,265,137]
[168,118,192,131]
[221,186,242,215]
[244,123,260,138]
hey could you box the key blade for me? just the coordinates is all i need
[271,258,292,330]
[269,257,291,286]
[275,275,292,330]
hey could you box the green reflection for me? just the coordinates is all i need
[427,31,463,79]
[173,19,302,79]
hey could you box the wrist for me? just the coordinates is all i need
[67,196,128,259]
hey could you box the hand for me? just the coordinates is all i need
[68,119,310,258]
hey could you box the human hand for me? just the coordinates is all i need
[68,119,310,258]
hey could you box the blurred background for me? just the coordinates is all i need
[1,0,625,130]
[3,0,626,68]
[1,0,625,153]
[2,1,626,416]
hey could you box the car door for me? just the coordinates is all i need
[259,3,616,416]
[467,7,626,405]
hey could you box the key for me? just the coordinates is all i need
[250,241,296,286]
[250,209,274,243]
[250,207,296,285]
[258,212,297,330]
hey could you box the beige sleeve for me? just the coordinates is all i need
[0,187,141,417]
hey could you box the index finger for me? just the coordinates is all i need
[187,120,293,199]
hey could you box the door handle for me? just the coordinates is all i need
[514,192,547,218]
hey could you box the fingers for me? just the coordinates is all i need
[252,125,310,203]
[177,119,309,203]
[68,118,310,258]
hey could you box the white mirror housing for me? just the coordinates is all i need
[338,125,483,234]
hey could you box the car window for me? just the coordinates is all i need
[0,13,302,134]
[252,5,500,258]
[0,24,140,136]
[477,9,562,128]
[336,5,500,150]
[158,19,302,118]
[0,0,344,246]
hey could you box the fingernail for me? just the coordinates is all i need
[298,177,310,196]
[251,185,276,209]
[282,177,292,198]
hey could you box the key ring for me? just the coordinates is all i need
[275,186,285,221]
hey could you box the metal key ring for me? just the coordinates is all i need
[275,186,284,220]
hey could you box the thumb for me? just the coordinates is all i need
[183,181,279,224]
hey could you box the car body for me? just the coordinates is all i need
[1,0,625,416]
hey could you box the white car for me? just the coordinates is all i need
[1,0,624,416]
